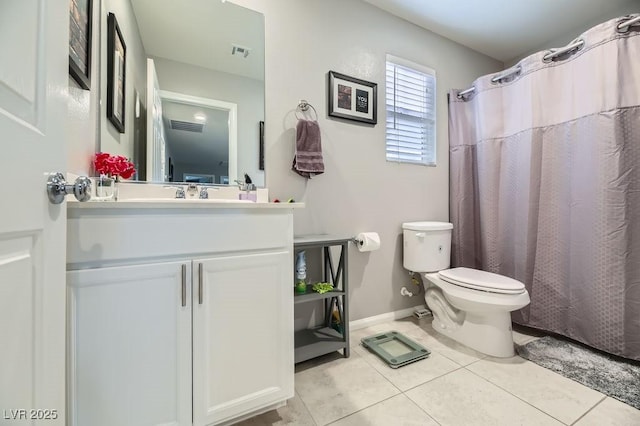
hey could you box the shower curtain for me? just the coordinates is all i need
[448,15,640,361]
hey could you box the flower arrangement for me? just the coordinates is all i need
[93,152,136,180]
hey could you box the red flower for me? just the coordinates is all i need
[93,152,136,179]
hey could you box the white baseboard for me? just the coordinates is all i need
[349,304,426,331]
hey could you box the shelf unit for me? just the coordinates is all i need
[293,235,350,363]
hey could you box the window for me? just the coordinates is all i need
[385,55,436,165]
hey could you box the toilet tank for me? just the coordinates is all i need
[402,221,453,272]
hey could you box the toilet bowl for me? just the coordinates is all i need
[402,222,530,358]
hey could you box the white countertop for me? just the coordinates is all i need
[67,199,305,210]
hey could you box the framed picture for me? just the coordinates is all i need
[259,120,265,170]
[69,0,92,90]
[328,71,377,125]
[107,12,126,133]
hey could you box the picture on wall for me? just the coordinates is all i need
[69,0,92,90]
[107,12,126,133]
[328,71,377,125]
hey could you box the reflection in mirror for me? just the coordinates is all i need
[100,0,265,186]
[160,90,237,185]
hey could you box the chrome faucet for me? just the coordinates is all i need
[164,185,186,198]
[199,187,209,199]
[187,183,198,197]
[199,186,219,199]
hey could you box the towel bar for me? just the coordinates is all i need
[296,100,318,120]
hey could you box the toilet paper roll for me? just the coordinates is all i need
[357,232,380,252]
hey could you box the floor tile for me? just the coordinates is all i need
[235,392,316,426]
[295,350,400,426]
[328,394,438,426]
[406,368,563,426]
[354,340,461,391]
[574,397,640,426]
[467,356,604,424]
[403,321,487,366]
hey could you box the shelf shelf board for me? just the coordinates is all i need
[294,289,345,304]
[294,326,347,363]
[294,235,351,248]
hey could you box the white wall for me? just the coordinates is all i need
[67,0,146,176]
[152,57,265,186]
[233,0,503,320]
[99,0,147,161]
[67,0,101,176]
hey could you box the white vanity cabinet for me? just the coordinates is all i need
[67,261,192,426]
[66,203,298,426]
[193,251,290,425]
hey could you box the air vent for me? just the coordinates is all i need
[170,120,204,133]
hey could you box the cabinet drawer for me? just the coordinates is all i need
[67,208,293,266]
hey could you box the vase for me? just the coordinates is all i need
[94,176,116,201]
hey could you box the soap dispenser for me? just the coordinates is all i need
[238,173,257,202]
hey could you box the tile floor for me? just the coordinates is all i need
[238,317,640,426]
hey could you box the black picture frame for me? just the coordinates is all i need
[259,121,265,170]
[69,0,92,90]
[107,12,126,133]
[328,71,377,125]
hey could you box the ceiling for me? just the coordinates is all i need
[131,0,264,81]
[363,0,638,62]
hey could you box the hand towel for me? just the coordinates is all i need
[292,119,324,178]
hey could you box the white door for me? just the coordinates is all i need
[192,252,294,426]
[146,58,166,181]
[0,0,68,425]
[67,262,192,426]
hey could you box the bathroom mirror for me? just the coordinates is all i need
[99,0,265,186]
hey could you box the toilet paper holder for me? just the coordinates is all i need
[351,232,381,252]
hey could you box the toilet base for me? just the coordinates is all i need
[431,310,515,358]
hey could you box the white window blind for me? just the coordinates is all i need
[385,56,436,165]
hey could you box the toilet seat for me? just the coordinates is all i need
[438,267,525,294]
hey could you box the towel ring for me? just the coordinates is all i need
[296,100,318,120]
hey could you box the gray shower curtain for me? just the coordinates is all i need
[448,15,640,361]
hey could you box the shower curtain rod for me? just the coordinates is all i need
[457,39,583,99]
[618,15,640,30]
[456,14,640,100]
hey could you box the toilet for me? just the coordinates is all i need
[402,221,530,357]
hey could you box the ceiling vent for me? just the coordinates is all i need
[231,44,250,58]
[170,120,204,133]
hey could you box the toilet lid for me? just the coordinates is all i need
[438,267,525,294]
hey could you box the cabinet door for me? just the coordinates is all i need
[193,251,294,426]
[67,262,192,426]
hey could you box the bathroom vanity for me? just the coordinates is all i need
[66,199,302,426]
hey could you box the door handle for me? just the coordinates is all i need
[47,173,92,204]
[198,263,203,305]
[181,264,187,307]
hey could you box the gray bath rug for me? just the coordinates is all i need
[516,336,640,410]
